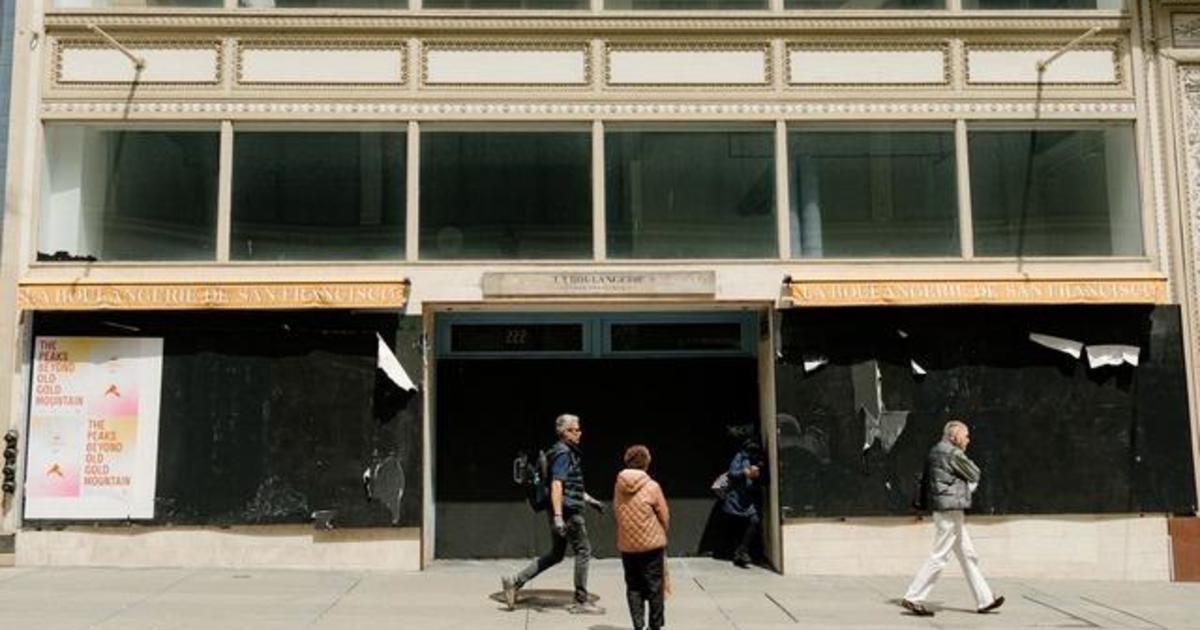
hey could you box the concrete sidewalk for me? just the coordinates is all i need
[1,559,1198,630]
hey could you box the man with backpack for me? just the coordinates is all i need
[502,413,606,614]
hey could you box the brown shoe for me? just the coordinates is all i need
[978,595,1005,614]
[901,599,934,617]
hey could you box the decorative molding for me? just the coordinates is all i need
[786,42,950,88]
[236,39,407,87]
[40,99,1138,117]
[785,278,1167,307]
[52,38,223,87]
[42,14,1130,34]
[18,281,410,311]
[1175,14,1200,48]
[421,41,591,88]
[965,41,1123,86]
[1180,66,1200,361]
[605,43,772,87]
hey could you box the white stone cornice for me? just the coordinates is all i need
[42,13,1130,35]
[39,99,1136,119]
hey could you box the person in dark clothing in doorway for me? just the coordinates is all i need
[722,438,766,568]
[502,413,606,614]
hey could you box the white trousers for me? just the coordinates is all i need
[904,510,994,608]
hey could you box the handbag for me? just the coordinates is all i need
[710,471,730,499]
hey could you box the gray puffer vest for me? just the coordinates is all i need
[926,440,972,512]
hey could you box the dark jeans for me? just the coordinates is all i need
[733,512,760,561]
[622,547,665,630]
[514,513,591,604]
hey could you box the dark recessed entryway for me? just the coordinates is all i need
[433,312,762,560]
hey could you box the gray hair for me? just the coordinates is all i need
[555,413,580,437]
[943,420,968,439]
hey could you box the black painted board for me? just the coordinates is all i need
[775,305,1195,518]
[434,357,759,558]
[27,310,422,528]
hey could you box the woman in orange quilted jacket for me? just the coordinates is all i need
[613,444,670,630]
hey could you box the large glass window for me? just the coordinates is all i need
[232,130,406,261]
[969,125,1142,257]
[606,129,776,259]
[963,0,1120,8]
[787,0,944,8]
[53,0,222,7]
[422,0,586,8]
[239,0,407,6]
[420,131,592,260]
[606,0,766,9]
[788,129,959,258]
[38,127,218,262]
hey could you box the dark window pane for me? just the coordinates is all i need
[423,0,586,7]
[787,0,943,7]
[789,130,959,258]
[450,324,584,353]
[609,323,743,352]
[420,132,592,260]
[607,0,765,8]
[39,128,218,262]
[963,0,1119,8]
[232,131,406,261]
[969,127,1142,257]
[606,130,776,259]
[239,0,407,6]
[54,0,223,6]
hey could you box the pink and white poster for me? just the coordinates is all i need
[24,337,163,520]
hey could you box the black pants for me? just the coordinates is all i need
[621,548,665,630]
[733,512,760,561]
[514,513,591,604]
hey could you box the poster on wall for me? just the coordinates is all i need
[24,337,164,520]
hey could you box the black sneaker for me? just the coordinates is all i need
[978,595,1005,614]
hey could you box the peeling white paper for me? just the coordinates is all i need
[1085,344,1140,369]
[910,359,926,376]
[377,333,417,391]
[1029,332,1084,359]
[854,360,909,453]
[803,354,828,373]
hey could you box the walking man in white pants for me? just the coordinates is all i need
[901,420,1004,618]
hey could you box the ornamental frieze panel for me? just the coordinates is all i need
[51,37,224,88]
[604,42,773,88]
[785,41,952,88]
[236,39,408,88]
[964,39,1125,88]
[1175,13,1200,48]
[422,41,592,88]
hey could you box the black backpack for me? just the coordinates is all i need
[513,449,552,512]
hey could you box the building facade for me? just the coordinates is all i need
[0,0,1195,579]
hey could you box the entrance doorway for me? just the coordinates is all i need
[432,311,767,562]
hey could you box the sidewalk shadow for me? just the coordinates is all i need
[488,589,601,612]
